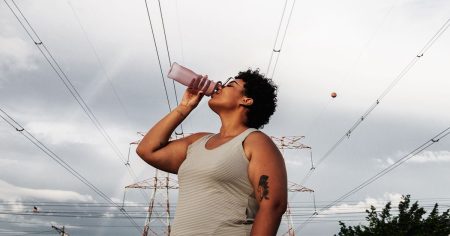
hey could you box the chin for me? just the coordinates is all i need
[208,99,219,114]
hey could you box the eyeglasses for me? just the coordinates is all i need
[213,77,244,94]
[222,77,243,88]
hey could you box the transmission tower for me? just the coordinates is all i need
[271,136,310,150]
[51,225,69,236]
[125,170,179,236]
[283,182,316,236]
[126,133,312,236]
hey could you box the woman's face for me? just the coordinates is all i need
[208,78,249,112]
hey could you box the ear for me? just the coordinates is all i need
[240,97,253,106]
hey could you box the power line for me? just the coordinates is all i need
[293,126,450,233]
[143,0,185,138]
[266,0,296,79]
[0,108,143,234]
[140,2,191,232]
[1,204,445,213]
[156,0,185,138]
[299,16,450,185]
[265,0,287,77]
[156,0,181,105]
[303,0,400,143]
[3,206,445,216]
[0,230,55,236]
[0,211,149,219]
[4,196,450,208]
[67,1,133,124]
[3,0,127,165]
[143,0,172,112]
[2,200,448,209]
[3,0,151,205]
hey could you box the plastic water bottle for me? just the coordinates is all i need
[167,62,220,96]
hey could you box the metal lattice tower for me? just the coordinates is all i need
[125,170,179,236]
[51,225,69,236]
[283,182,316,236]
[270,136,310,150]
[126,133,313,235]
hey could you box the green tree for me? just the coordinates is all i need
[336,195,450,236]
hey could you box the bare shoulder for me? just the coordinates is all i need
[244,131,280,161]
[245,131,276,147]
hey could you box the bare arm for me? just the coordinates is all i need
[246,132,288,235]
[136,76,211,174]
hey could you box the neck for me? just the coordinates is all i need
[217,109,248,137]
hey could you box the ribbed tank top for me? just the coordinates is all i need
[172,128,259,236]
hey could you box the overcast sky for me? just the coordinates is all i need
[1,0,450,235]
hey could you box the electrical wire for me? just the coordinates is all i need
[155,0,185,138]
[303,0,398,146]
[143,0,173,113]
[0,230,55,236]
[3,0,151,206]
[1,197,447,233]
[140,2,190,232]
[2,198,449,208]
[293,126,450,233]
[299,16,450,185]
[3,0,127,166]
[157,0,176,92]
[143,0,185,139]
[3,196,449,209]
[265,0,288,76]
[67,1,132,124]
[0,108,143,234]
[266,0,297,79]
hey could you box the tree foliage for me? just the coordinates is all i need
[336,195,450,236]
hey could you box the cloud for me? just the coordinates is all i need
[376,150,450,167]
[25,120,101,145]
[409,150,450,163]
[375,157,395,168]
[321,192,402,215]
[285,159,304,167]
[24,118,135,147]
[0,179,93,203]
[0,35,38,75]
[1,0,450,235]
[0,158,19,167]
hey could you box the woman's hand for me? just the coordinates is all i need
[180,75,212,109]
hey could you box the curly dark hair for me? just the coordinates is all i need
[236,69,278,129]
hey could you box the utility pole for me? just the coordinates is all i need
[51,225,69,236]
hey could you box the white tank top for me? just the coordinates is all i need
[172,128,259,235]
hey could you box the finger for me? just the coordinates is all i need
[197,88,205,97]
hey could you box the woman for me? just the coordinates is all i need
[136,69,287,235]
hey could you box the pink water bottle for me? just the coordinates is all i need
[167,62,220,96]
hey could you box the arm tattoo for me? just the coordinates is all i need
[257,175,269,201]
